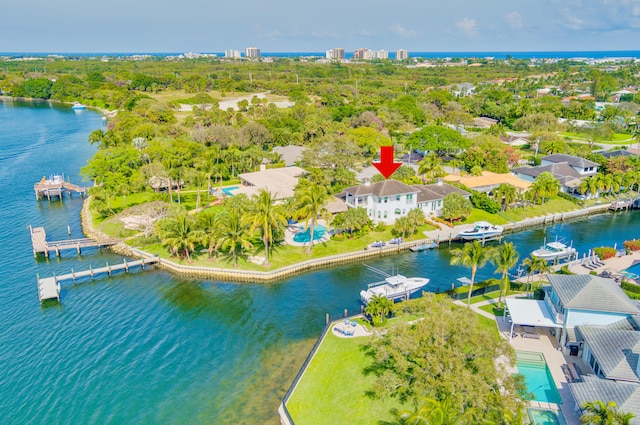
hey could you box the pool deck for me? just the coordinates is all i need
[460,298,583,425]
[283,220,330,247]
[567,250,640,277]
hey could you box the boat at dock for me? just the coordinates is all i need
[531,238,577,262]
[458,221,504,241]
[360,265,429,304]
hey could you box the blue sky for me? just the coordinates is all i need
[2,0,640,53]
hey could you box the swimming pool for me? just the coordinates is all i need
[293,225,326,243]
[222,186,239,196]
[528,408,567,425]
[515,351,562,404]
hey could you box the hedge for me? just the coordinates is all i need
[594,246,617,260]
[624,239,640,252]
[622,281,640,294]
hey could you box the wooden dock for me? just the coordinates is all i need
[30,226,117,257]
[34,176,87,200]
[37,257,159,303]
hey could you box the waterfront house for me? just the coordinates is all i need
[541,154,599,176]
[569,375,640,424]
[544,274,640,347]
[235,166,307,200]
[444,171,531,194]
[341,179,469,224]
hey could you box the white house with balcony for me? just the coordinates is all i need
[341,179,470,224]
[541,154,599,176]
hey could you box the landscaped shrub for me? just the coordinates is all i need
[624,239,640,251]
[557,191,582,205]
[470,191,501,214]
[622,281,640,294]
[432,216,454,228]
[594,246,617,260]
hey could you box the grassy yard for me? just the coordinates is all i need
[286,328,400,425]
[497,197,577,222]
[463,209,510,225]
[560,131,634,144]
[476,314,501,339]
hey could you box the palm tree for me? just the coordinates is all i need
[494,183,517,211]
[196,209,222,259]
[450,240,496,306]
[522,254,550,293]
[580,400,635,425]
[382,398,474,425]
[217,210,253,267]
[295,184,331,253]
[245,189,287,265]
[191,171,207,213]
[364,294,393,326]
[158,214,203,262]
[418,153,446,182]
[492,242,520,309]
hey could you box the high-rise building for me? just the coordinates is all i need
[225,50,241,59]
[396,49,409,60]
[333,48,345,60]
[245,47,261,58]
[326,49,334,59]
[376,50,388,60]
[353,48,368,60]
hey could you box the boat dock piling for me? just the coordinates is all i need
[34,178,87,200]
[30,226,116,257]
[37,257,159,304]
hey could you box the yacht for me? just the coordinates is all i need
[458,221,504,241]
[71,101,87,110]
[360,265,429,304]
[531,238,577,262]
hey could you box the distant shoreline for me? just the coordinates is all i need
[0,95,111,115]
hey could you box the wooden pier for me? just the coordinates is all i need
[30,226,117,257]
[34,175,87,200]
[37,257,159,303]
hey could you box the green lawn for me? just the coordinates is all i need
[286,328,400,425]
[463,209,510,225]
[476,314,501,339]
[497,197,577,222]
[560,131,634,144]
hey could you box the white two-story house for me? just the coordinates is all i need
[341,179,470,224]
[541,154,599,176]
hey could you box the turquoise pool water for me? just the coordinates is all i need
[222,186,239,196]
[293,225,326,243]
[528,408,567,425]
[516,352,562,404]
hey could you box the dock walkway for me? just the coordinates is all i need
[37,257,159,303]
[34,180,87,200]
[30,226,117,257]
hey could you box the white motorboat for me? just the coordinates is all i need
[531,238,577,262]
[360,265,429,304]
[72,101,87,110]
[458,221,504,241]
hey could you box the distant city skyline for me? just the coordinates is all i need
[2,0,639,53]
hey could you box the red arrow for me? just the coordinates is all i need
[372,146,402,179]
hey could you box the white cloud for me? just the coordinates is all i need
[505,11,523,29]
[389,24,417,38]
[455,18,477,36]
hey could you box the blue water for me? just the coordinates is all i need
[222,185,239,196]
[516,358,562,404]
[528,408,566,425]
[293,224,326,243]
[4,99,640,423]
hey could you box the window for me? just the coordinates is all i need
[396,195,400,201]
[384,211,388,218]
[384,197,388,203]
[402,209,406,214]
[395,208,401,215]
[377,211,381,218]
[378,197,381,203]
[407,194,413,201]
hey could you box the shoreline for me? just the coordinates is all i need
[80,197,614,283]
[0,95,113,116]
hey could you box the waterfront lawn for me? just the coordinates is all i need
[286,330,399,425]
[463,209,509,225]
[476,314,500,339]
[498,197,577,222]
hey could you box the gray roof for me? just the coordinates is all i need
[542,154,599,168]
[601,150,638,159]
[547,274,640,315]
[343,179,419,197]
[570,375,640,424]
[272,145,307,167]
[512,162,583,180]
[412,182,471,203]
[577,324,640,382]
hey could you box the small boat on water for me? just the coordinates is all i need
[409,241,437,252]
[72,101,87,110]
[531,238,577,262]
[360,265,430,304]
[458,221,504,241]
